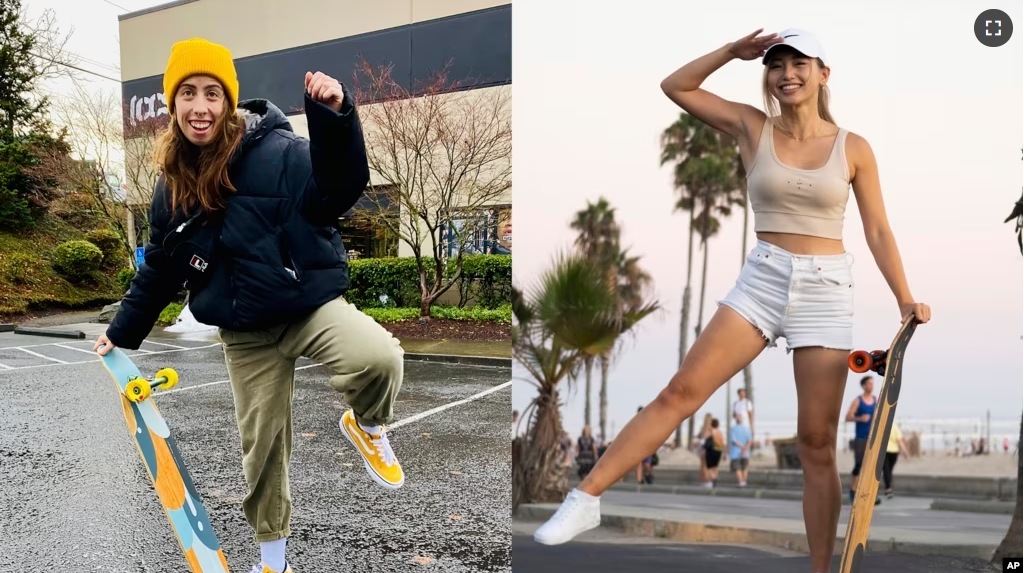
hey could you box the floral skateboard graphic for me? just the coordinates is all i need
[100,346,230,572]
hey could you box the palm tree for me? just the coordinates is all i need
[571,198,659,444]
[602,248,656,443]
[512,251,620,509]
[512,249,659,509]
[570,199,621,432]
[660,113,746,447]
[991,181,1022,565]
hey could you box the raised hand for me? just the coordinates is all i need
[728,28,784,61]
[304,71,344,112]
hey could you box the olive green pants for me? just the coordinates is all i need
[218,296,404,542]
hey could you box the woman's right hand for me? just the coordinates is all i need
[728,28,783,61]
[94,334,116,356]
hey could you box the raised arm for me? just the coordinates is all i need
[660,29,779,143]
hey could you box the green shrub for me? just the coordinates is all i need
[347,255,512,310]
[84,228,123,268]
[157,302,183,325]
[361,304,512,323]
[449,254,512,309]
[117,267,136,293]
[2,253,38,284]
[51,240,103,281]
[361,307,421,322]
[347,257,423,309]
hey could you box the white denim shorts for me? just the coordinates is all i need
[717,240,855,352]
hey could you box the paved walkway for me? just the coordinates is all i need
[511,526,1002,573]
[517,489,1013,560]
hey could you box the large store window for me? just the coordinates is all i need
[442,205,512,258]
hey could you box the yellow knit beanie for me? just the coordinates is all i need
[163,38,239,112]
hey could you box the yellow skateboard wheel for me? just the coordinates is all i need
[155,368,179,390]
[125,378,152,403]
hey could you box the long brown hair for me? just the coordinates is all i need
[761,56,836,135]
[154,107,245,216]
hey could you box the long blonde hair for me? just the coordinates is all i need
[761,57,836,135]
[154,108,245,216]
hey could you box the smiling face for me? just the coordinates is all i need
[173,74,227,146]
[764,49,829,107]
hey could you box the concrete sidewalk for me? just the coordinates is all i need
[642,466,1019,502]
[569,480,1016,514]
[516,489,1012,560]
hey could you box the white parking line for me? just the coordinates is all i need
[158,363,321,396]
[0,362,12,370]
[55,344,101,355]
[16,347,68,364]
[390,381,511,429]
[155,362,511,430]
[0,343,223,372]
[142,340,188,350]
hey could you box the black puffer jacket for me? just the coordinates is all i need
[106,87,369,349]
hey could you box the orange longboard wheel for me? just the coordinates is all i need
[125,378,152,403]
[154,368,179,390]
[848,350,871,373]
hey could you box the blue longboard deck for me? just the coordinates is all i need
[100,347,230,573]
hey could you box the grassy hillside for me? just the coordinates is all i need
[0,215,125,320]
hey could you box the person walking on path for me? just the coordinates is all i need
[882,421,909,498]
[845,375,880,506]
[531,28,931,573]
[703,418,726,487]
[95,38,405,573]
[576,426,599,479]
[730,419,753,487]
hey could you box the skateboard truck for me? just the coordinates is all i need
[125,368,179,403]
[848,349,887,376]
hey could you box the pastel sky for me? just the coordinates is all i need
[511,0,1023,442]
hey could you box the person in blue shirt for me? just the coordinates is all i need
[729,421,752,487]
[845,375,880,505]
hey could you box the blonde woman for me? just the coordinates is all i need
[532,28,931,573]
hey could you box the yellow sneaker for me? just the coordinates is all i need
[251,562,293,573]
[339,409,404,489]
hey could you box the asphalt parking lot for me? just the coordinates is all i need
[0,331,511,573]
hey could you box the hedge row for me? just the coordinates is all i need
[346,254,511,310]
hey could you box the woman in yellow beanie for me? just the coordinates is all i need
[96,38,406,573]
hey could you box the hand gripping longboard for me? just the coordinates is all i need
[839,316,917,573]
[100,346,230,573]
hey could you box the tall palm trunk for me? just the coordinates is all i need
[599,353,610,443]
[583,359,593,428]
[691,201,713,446]
[677,206,697,448]
[740,190,754,444]
[991,414,1022,563]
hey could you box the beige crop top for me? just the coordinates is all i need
[746,119,851,240]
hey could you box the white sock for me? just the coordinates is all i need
[359,423,382,435]
[572,488,599,502]
[260,538,287,572]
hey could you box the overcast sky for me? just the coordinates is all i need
[512,0,1023,441]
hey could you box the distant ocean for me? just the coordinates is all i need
[751,418,1021,454]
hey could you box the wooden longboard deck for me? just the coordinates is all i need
[100,347,230,573]
[839,317,917,573]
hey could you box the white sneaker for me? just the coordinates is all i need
[533,488,601,545]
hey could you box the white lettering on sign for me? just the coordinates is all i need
[128,92,168,126]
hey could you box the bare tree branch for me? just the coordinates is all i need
[349,58,512,318]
